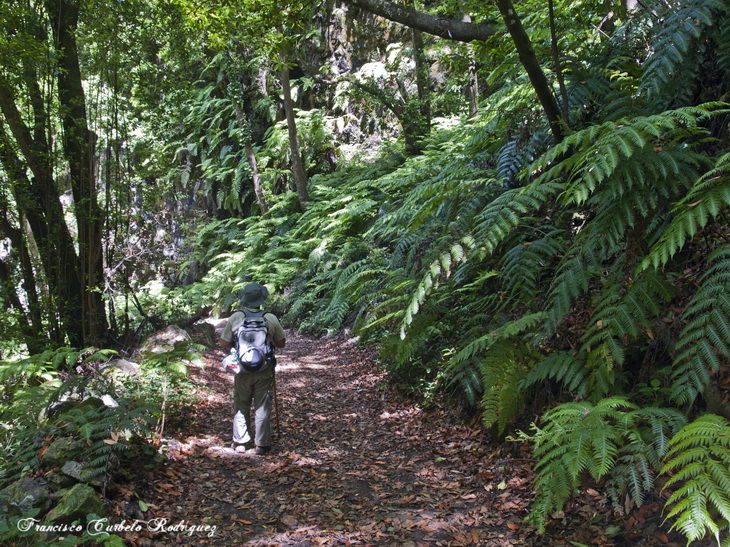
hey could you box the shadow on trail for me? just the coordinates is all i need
[135,330,666,546]
[137,331,527,546]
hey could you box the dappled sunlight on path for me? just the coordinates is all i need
[134,331,648,546]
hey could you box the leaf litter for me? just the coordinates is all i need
[118,331,683,546]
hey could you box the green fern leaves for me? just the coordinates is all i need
[640,0,727,101]
[671,247,730,405]
[661,414,730,544]
[527,399,686,532]
[400,237,475,339]
[643,153,730,270]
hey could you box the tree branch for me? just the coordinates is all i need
[347,0,496,42]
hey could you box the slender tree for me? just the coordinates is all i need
[280,55,311,206]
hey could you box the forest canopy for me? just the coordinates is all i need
[1,0,729,543]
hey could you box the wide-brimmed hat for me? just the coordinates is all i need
[239,283,269,308]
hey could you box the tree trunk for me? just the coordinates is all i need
[462,16,479,118]
[233,100,269,214]
[548,0,569,120]
[46,0,108,345]
[407,28,431,153]
[347,0,496,42]
[0,258,44,353]
[0,207,46,352]
[494,0,564,142]
[0,113,83,346]
[280,63,311,206]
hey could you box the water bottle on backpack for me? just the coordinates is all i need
[221,347,241,374]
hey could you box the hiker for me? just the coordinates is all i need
[220,283,286,455]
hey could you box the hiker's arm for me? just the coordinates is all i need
[267,314,286,348]
[220,317,235,349]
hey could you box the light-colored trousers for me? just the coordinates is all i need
[232,366,273,447]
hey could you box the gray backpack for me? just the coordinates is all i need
[234,309,273,372]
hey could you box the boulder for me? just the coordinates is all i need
[61,461,84,481]
[61,461,102,486]
[101,358,141,378]
[0,477,51,514]
[40,437,83,469]
[46,471,75,490]
[44,483,104,522]
[140,325,191,354]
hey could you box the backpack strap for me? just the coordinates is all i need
[239,308,266,319]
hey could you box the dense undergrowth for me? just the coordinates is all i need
[0,343,201,544]
[2,0,730,543]
[153,0,730,542]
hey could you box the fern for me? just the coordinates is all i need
[519,351,589,397]
[527,398,636,531]
[581,270,673,360]
[671,246,730,404]
[526,399,686,532]
[660,414,730,545]
[480,342,537,434]
[531,104,722,207]
[399,182,560,338]
[640,0,727,103]
[545,249,599,331]
[501,228,564,301]
[399,236,475,338]
[643,152,730,270]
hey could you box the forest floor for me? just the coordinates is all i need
[121,327,687,546]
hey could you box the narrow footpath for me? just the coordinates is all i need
[132,329,677,546]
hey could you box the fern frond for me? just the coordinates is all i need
[671,246,730,404]
[640,0,727,101]
[480,342,535,434]
[519,351,589,397]
[661,414,730,545]
[643,152,730,270]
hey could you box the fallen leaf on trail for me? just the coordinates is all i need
[124,331,644,546]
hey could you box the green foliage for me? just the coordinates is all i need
[153,0,730,539]
[519,351,589,398]
[660,414,730,544]
[639,0,727,104]
[0,342,195,493]
[525,398,686,532]
[670,247,730,405]
[643,153,730,270]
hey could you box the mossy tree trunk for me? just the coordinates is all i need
[280,61,311,207]
[45,0,108,345]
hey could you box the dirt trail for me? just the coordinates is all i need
[131,330,671,546]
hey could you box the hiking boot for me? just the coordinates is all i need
[231,442,252,453]
[255,446,271,456]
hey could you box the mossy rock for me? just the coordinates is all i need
[0,477,51,514]
[44,483,104,523]
[40,437,84,468]
[140,325,191,354]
